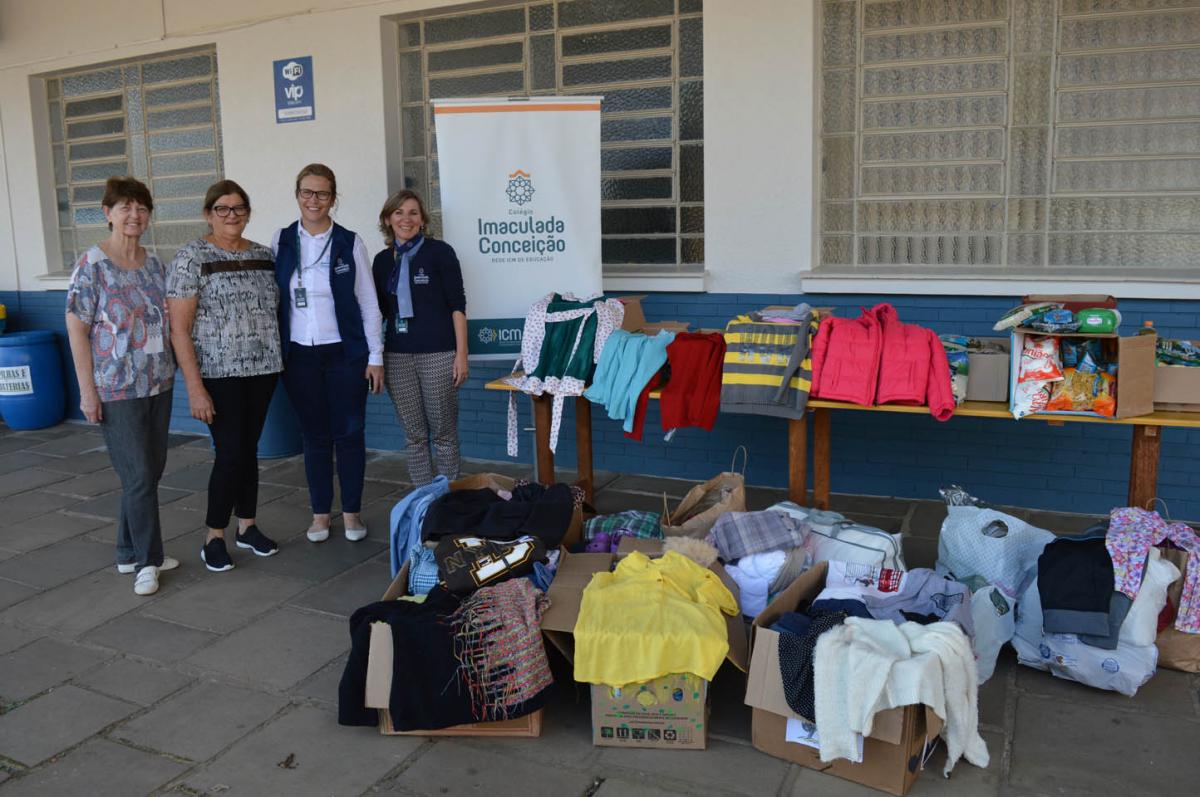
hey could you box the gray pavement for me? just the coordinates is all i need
[0,421,1197,796]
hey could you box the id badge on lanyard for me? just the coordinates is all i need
[395,317,408,334]
[294,286,308,308]
[295,233,331,310]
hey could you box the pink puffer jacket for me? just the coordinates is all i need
[810,303,955,421]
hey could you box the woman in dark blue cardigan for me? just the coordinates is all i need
[372,190,468,485]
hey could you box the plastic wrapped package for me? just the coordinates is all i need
[972,585,1016,683]
[1018,335,1064,382]
[993,302,1060,331]
[936,504,1054,599]
[1046,368,1116,416]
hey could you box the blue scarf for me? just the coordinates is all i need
[387,234,424,320]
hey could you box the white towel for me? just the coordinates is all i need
[726,550,787,617]
[813,617,989,777]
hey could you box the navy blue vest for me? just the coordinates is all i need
[274,221,368,362]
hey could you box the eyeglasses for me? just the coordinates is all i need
[212,204,249,218]
[298,189,333,202]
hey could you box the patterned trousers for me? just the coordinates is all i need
[384,350,461,486]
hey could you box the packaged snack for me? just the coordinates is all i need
[1018,335,1064,383]
[1045,369,1116,416]
[1157,338,1200,366]
[1076,307,1122,334]
[1026,308,1079,333]
[993,302,1061,332]
[940,334,969,406]
[1012,380,1053,419]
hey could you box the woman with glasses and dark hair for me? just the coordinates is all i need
[167,179,283,572]
[65,176,176,596]
[272,163,384,545]
[371,189,468,485]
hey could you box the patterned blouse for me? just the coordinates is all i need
[66,246,175,402]
[166,238,282,379]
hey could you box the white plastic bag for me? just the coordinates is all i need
[937,506,1054,598]
[1120,547,1180,647]
[972,585,1016,684]
[1013,576,1157,696]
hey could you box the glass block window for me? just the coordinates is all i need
[818,1,1200,277]
[45,49,223,271]
[395,0,703,278]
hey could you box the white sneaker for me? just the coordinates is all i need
[306,526,330,543]
[134,566,159,596]
[344,525,367,542]
[118,556,179,575]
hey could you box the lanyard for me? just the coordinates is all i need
[296,231,333,280]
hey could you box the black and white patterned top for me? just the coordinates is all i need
[166,238,282,379]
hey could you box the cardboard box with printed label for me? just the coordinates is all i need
[1008,328,1155,419]
[744,562,943,796]
[540,548,748,750]
[363,472,582,738]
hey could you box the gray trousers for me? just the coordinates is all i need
[100,390,172,568]
[384,351,460,486]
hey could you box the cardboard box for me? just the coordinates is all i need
[1023,294,1117,312]
[618,295,690,334]
[966,337,1010,403]
[540,548,748,750]
[590,673,708,750]
[614,536,665,559]
[1008,328,1156,419]
[744,562,943,796]
[363,472,581,738]
[1155,364,1200,412]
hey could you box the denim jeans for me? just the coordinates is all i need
[100,390,172,568]
[282,343,367,514]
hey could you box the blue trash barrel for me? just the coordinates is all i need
[257,380,303,459]
[0,330,66,430]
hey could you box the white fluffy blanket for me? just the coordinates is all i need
[813,617,989,776]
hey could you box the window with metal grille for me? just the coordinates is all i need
[817,0,1200,278]
[394,0,703,279]
[45,48,224,273]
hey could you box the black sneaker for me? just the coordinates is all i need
[235,525,279,557]
[201,537,235,572]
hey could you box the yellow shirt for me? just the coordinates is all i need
[573,551,739,686]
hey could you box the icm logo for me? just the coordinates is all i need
[506,169,534,205]
[477,327,523,345]
[281,61,304,81]
[477,327,497,345]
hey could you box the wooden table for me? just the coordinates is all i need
[486,378,1200,511]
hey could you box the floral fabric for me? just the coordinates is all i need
[1107,507,1200,634]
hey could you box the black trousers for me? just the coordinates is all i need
[203,372,279,529]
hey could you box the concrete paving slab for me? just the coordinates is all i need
[81,612,219,663]
[112,680,287,761]
[903,535,939,569]
[38,469,122,498]
[911,729,1003,797]
[0,511,108,553]
[288,559,393,617]
[258,458,311,487]
[452,689,601,771]
[593,778,695,796]
[355,496,403,544]
[143,568,310,633]
[594,489,671,515]
[0,636,113,703]
[607,473,694,498]
[0,569,149,636]
[0,546,17,562]
[155,504,208,540]
[745,485,790,511]
[72,657,193,706]
[0,468,73,499]
[0,451,62,476]
[1009,694,1200,795]
[0,737,187,797]
[0,684,134,766]
[596,738,791,796]
[387,741,596,797]
[28,450,114,475]
[979,649,1015,729]
[158,461,215,491]
[908,502,949,539]
[0,577,37,611]
[1015,660,1198,718]
[0,490,83,525]
[247,491,323,542]
[0,624,40,655]
[290,654,347,705]
[71,486,189,520]
[708,664,753,743]
[460,458,536,481]
[260,534,386,584]
[0,538,114,589]
[162,444,214,472]
[175,704,418,797]
[1024,510,1105,536]
[185,607,348,691]
[25,433,106,457]
[829,493,920,517]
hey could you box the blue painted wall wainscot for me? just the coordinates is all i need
[4,289,1197,520]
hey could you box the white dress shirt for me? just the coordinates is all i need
[272,222,383,366]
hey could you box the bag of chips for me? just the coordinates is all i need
[1018,335,1064,383]
[1012,380,1053,419]
[1045,368,1116,416]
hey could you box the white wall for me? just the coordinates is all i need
[0,0,816,295]
[703,0,813,294]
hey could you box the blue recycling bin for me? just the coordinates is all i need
[0,330,66,430]
[257,380,303,459]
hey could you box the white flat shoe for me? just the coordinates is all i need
[306,526,330,543]
[119,556,179,575]
[344,525,367,542]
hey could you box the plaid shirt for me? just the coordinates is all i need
[584,510,662,541]
[712,511,807,561]
[407,544,440,595]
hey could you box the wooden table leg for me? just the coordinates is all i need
[812,407,832,510]
[1128,425,1161,509]
[575,396,594,503]
[788,416,808,506]
[532,394,555,485]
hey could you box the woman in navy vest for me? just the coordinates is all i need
[273,163,384,544]
[371,190,468,486]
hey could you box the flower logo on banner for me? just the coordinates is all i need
[506,170,534,205]
[477,327,497,345]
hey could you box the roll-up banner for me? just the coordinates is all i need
[432,96,603,359]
